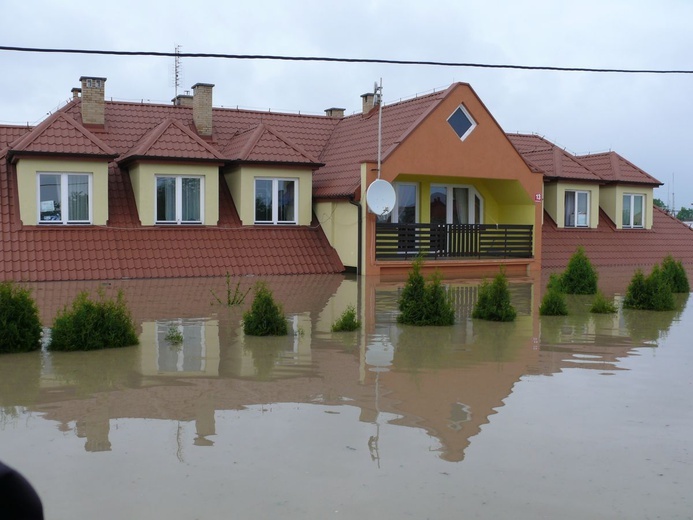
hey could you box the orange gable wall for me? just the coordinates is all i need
[363,83,543,277]
[380,83,541,194]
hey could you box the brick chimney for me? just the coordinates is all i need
[79,76,106,126]
[71,87,81,100]
[324,107,345,118]
[361,92,375,114]
[192,83,214,136]
[172,94,193,107]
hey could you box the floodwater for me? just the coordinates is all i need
[1,272,692,519]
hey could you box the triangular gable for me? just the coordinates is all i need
[224,123,321,166]
[577,151,662,186]
[119,118,224,164]
[378,83,542,191]
[7,112,117,162]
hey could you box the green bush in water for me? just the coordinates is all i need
[661,255,690,293]
[398,259,455,326]
[590,291,617,314]
[331,304,361,332]
[243,282,288,336]
[623,265,675,311]
[539,287,568,316]
[472,271,517,322]
[0,282,42,354]
[49,290,138,351]
[560,246,598,294]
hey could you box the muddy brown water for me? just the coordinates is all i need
[1,273,691,519]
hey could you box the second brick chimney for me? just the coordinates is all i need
[79,76,107,126]
[361,92,375,115]
[192,83,214,136]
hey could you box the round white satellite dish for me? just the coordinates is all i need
[366,179,396,217]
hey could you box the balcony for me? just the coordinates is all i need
[375,223,533,260]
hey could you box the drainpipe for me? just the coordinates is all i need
[349,197,362,275]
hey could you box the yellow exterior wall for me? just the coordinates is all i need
[554,182,600,229]
[315,200,358,269]
[16,158,109,225]
[223,165,313,226]
[129,162,219,226]
[544,183,558,223]
[601,185,653,229]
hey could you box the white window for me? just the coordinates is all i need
[565,190,589,227]
[623,194,644,228]
[430,185,483,225]
[255,178,297,224]
[156,175,203,224]
[38,172,92,224]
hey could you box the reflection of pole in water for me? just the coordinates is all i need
[368,370,381,468]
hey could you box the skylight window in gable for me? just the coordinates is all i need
[447,105,477,141]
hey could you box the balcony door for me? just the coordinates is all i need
[430,185,483,225]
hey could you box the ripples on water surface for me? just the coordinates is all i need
[1,274,691,519]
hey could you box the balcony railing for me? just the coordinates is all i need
[375,223,533,260]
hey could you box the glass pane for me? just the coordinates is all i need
[577,192,588,226]
[68,175,89,221]
[564,192,576,226]
[157,177,176,222]
[397,185,417,224]
[453,187,470,225]
[181,177,201,222]
[633,195,643,227]
[255,179,273,222]
[622,195,632,227]
[39,174,62,222]
[430,186,447,225]
[277,180,295,223]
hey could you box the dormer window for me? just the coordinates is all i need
[156,175,203,224]
[623,194,644,228]
[38,173,92,224]
[447,105,477,141]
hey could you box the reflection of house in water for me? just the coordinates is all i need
[6,274,682,460]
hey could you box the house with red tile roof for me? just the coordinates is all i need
[508,133,693,271]
[1,77,544,282]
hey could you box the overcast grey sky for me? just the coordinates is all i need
[1,0,691,209]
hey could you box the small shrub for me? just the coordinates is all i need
[398,259,455,326]
[49,290,138,351]
[661,255,690,293]
[546,272,564,292]
[623,265,675,311]
[211,272,251,307]
[421,272,455,326]
[590,291,617,314]
[560,247,598,294]
[539,288,568,316]
[332,305,361,332]
[472,271,517,322]
[0,282,42,354]
[243,282,288,336]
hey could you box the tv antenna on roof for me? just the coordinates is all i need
[172,44,183,98]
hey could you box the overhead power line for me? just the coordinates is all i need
[1,45,692,74]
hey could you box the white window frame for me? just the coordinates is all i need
[430,184,484,225]
[623,193,645,229]
[37,172,92,225]
[564,190,590,228]
[155,175,204,225]
[254,178,298,225]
